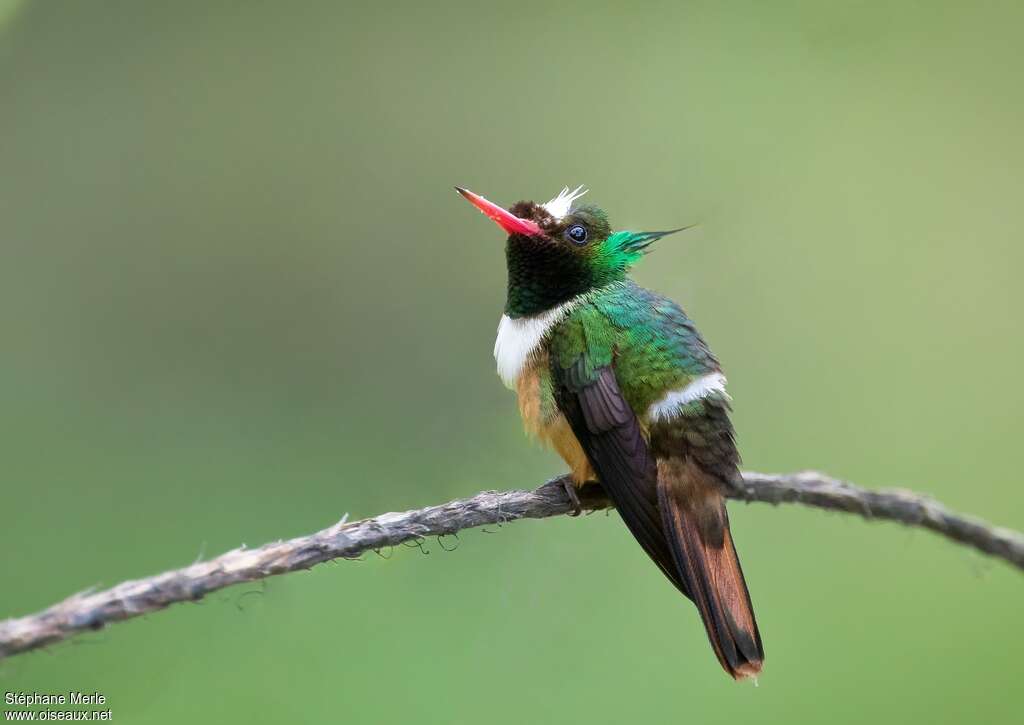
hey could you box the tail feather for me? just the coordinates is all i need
[657,465,764,680]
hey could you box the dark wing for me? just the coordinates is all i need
[552,356,692,599]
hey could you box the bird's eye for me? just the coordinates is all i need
[566,224,588,244]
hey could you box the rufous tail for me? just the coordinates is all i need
[656,464,764,680]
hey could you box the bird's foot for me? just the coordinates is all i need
[562,477,583,517]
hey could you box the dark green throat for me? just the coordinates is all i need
[504,237,604,317]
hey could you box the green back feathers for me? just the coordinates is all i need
[547,281,721,414]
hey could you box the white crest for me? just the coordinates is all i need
[647,372,730,422]
[542,185,588,220]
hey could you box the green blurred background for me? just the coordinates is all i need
[2,1,1022,722]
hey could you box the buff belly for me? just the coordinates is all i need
[514,352,597,486]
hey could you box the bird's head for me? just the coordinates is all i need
[456,186,681,318]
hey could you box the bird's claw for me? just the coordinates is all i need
[562,477,583,516]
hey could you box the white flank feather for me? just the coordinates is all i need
[647,372,730,422]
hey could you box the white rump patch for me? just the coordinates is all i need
[493,299,581,388]
[542,185,588,220]
[647,372,730,421]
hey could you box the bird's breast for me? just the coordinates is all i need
[514,349,595,485]
[492,301,581,389]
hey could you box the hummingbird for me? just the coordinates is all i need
[456,185,764,679]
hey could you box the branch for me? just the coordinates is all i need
[1,470,1021,660]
